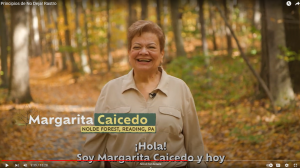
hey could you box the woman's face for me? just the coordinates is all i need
[128,32,164,73]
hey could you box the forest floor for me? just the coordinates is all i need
[0,53,300,168]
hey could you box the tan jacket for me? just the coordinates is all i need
[82,67,207,168]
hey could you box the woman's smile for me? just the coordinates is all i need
[136,58,151,62]
[129,32,164,72]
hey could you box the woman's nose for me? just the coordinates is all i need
[139,47,149,55]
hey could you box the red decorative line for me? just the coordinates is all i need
[2,160,188,162]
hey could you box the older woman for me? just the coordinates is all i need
[83,20,207,168]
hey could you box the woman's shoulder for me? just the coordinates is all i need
[167,74,189,88]
[98,74,128,95]
[165,74,193,98]
[102,74,127,88]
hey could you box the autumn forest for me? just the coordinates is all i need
[0,0,300,167]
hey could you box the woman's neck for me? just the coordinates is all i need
[133,69,162,100]
[133,69,161,84]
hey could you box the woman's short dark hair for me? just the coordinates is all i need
[128,20,165,52]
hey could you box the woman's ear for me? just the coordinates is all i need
[160,50,164,57]
[160,51,164,66]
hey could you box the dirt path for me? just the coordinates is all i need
[0,56,131,167]
[0,103,94,113]
[0,109,94,168]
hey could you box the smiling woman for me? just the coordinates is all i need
[129,32,162,68]
[82,20,207,168]
[127,21,165,101]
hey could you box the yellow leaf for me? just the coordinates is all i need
[296,153,300,159]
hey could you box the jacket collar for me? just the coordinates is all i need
[121,67,168,96]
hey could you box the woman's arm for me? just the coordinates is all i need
[182,86,207,168]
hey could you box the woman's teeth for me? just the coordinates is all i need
[137,59,151,62]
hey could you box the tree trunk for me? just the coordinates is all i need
[29,6,34,57]
[8,4,33,103]
[260,0,295,106]
[31,4,42,57]
[141,0,148,20]
[92,0,105,62]
[52,1,67,70]
[0,4,8,88]
[75,0,83,70]
[198,0,211,87]
[260,0,269,92]
[251,0,261,50]
[106,0,113,71]
[62,0,78,72]
[39,2,47,63]
[198,0,208,57]
[46,6,56,67]
[208,1,217,51]
[128,0,138,27]
[282,0,300,93]
[170,0,186,57]
[252,0,261,30]
[163,0,171,63]
[70,0,76,49]
[156,0,161,27]
[223,0,232,56]
[83,0,93,73]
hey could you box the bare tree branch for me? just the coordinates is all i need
[214,3,277,114]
